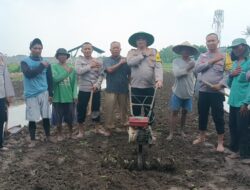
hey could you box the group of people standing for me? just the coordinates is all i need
[0,32,163,149]
[0,31,249,160]
[169,33,250,159]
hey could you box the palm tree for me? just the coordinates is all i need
[243,26,250,38]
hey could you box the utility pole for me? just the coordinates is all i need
[212,9,224,45]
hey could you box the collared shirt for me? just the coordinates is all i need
[103,56,131,94]
[228,58,250,107]
[75,56,104,92]
[195,51,227,93]
[127,48,163,88]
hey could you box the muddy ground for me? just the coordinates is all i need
[0,72,250,190]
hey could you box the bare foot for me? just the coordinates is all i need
[241,159,250,164]
[0,146,9,151]
[28,141,36,148]
[193,136,206,145]
[96,128,111,136]
[227,152,240,159]
[152,134,157,142]
[75,132,84,139]
[123,122,129,127]
[45,136,56,143]
[216,144,224,152]
[57,135,64,142]
[181,131,186,138]
[115,128,124,133]
[166,134,173,141]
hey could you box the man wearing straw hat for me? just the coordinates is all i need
[193,33,227,152]
[127,32,163,140]
[167,42,198,141]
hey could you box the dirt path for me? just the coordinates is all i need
[0,72,250,190]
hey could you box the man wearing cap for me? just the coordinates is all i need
[103,41,131,135]
[51,48,77,141]
[21,38,53,147]
[193,33,227,152]
[127,32,163,137]
[75,42,106,137]
[167,42,198,141]
[227,38,250,159]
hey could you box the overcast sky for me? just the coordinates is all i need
[1,0,250,57]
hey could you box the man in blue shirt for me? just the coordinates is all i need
[103,41,131,136]
[21,38,53,147]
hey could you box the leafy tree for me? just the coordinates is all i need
[160,45,207,64]
[159,46,178,64]
[243,26,250,38]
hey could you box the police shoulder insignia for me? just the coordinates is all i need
[155,51,162,63]
[224,52,233,71]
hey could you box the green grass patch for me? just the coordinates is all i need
[7,63,21,73]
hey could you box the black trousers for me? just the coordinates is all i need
[131,87,155,124]
[77,91,101,123]
[198,91,225,135]
[229,106,250,153]
[0,98,7,148]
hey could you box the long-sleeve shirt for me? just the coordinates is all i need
[75,56,104,92]
[0,62,15,99]
[127,48,163,88]
[172,58,195,99]
[21,56,53,98]
[194,52,227,93]
[244,70,250,105]
[51,63,77,103]
[228,58,250,107]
